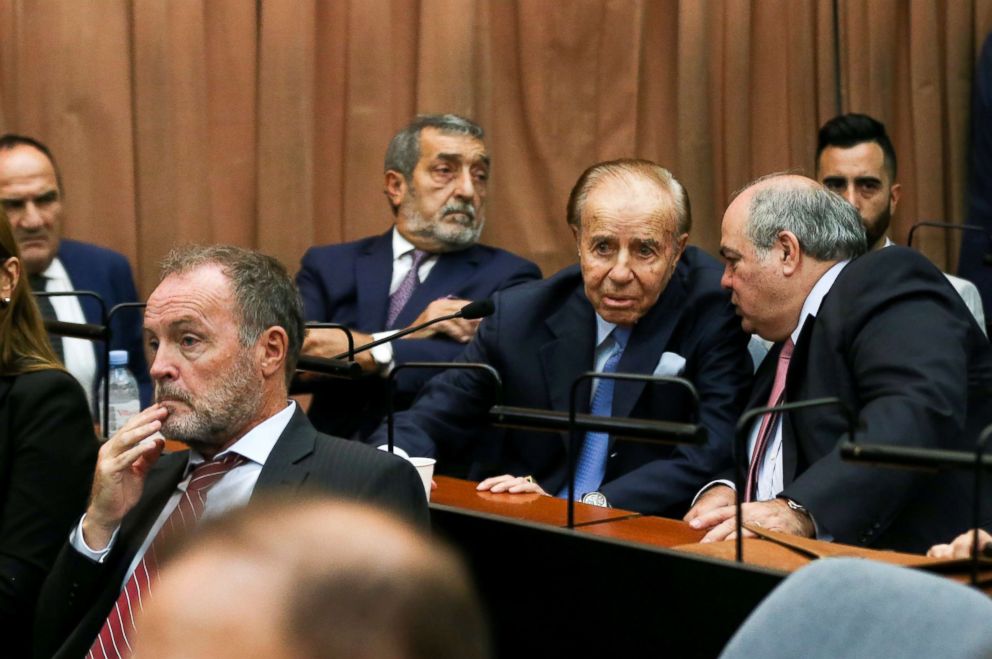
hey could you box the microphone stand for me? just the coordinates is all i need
[386,362,503,454]
[733,397,853,563]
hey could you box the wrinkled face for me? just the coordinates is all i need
[394,128,489,251]
[144,265,263,451]
[575,176,686,326]
[0,145,63,275]
[817,142,898,249]
[719,194,793,341]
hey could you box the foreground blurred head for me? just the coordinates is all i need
[134,496,491,659]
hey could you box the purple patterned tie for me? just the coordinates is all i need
[387,249,429,328]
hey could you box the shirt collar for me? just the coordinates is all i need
[189,400,297,468]
[594,313,618,349]
[791,260,848,344]
[883,236,895,248]
[391,226,419,261]
[41,257,71,285]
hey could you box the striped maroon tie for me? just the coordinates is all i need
[745,339,794,502]
[88,452,245,658]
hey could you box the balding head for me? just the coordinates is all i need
[719,174,867,341]
[134,497,490,659]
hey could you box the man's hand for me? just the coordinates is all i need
[82,404,169,550]
[688,498,815,543]
[403,298,480,343]
[476,474,550,496]
[684,484,736,524]
[928,528,992,559]
[302,327,376,372]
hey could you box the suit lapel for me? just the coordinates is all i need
[611,274,687,420]
[393,247,481,328]
[118,451,188,558]
[356,231,394,330]
[56,243,102,325]
[781,316,816,485]
[539,286,597,423]
[253,407,316,494]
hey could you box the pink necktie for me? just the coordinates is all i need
[745,339,794,502]
[88,453,244,659]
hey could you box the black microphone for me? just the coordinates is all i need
[43,318,109,341]
[331,299,495,360]
[296,354,363,378]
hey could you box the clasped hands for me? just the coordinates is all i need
[302,297,479,373]
[683,485,815,542]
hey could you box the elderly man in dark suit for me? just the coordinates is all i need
[296,114,540,441]
[373,159,753,515]
[0,134,150,407]
[34,245,428,659]
[686,175,992,553]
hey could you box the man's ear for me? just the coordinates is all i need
[889,181,902,215]
[257,326,289,379]
[384,170,409,210]
[674,232,689,262]
[778,231,802,276]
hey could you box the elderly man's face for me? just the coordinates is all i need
[0,145,63,275]
[719,193,792,341]
[144,264,263,452]
[393,128,489,252]
[575,175,687,327]
[817,142,899,250]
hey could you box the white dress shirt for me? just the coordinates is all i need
[70,401,297,588]
[40,257,98,407]
[368,228,441,370]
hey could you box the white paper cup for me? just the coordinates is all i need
[408,457,436,501]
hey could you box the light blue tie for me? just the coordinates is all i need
[564,326,630,499]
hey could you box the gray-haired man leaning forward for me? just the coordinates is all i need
[685,175,992,553]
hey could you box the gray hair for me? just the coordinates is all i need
[566,159,691,235]
[384,114,485,181]
[159,245,305,384]
[746,183,868,261]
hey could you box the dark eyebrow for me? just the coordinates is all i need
[435,152,491,168]
[854,176,882,185]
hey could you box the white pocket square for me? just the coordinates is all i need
[653,351,686,377]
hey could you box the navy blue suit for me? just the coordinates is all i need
[296,230,541,440]
[371,246,753,516]
[57,239,151,406]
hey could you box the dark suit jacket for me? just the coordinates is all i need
[763,247,992,553]
[0,369,97,658]
[58,239,151,406]
[296,229,541,439]
[33,407,428,659]
[371,247,753,516]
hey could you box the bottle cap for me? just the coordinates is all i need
[109,350,129,367]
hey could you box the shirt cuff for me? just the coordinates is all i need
[69,514,120,563]
[369,331,399,373]
[691,479,735,507]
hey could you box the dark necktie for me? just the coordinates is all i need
[745,338,794,502]
[387,249,429,329]
[29,273,64,362]
[88,453,245,658]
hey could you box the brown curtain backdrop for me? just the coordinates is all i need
[1,0,991,296]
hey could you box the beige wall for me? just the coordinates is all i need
[1,0,990,296]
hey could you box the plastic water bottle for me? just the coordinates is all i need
[100,350,141,437]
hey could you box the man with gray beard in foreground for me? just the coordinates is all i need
[296,114,540,441]
[33,245,428,659]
